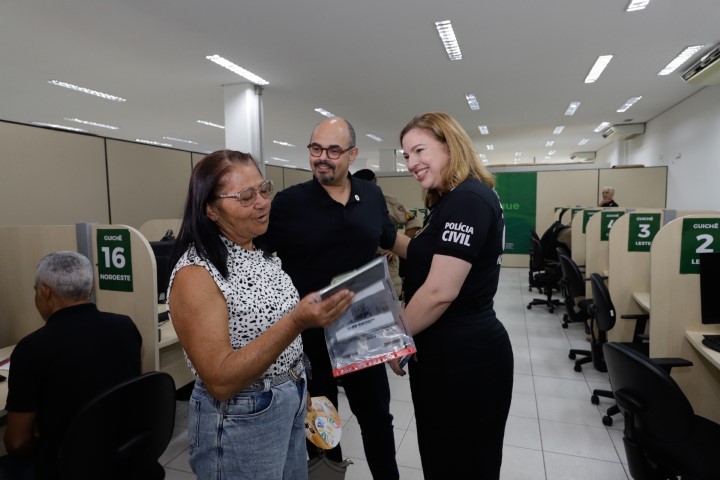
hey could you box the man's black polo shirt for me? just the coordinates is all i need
[260,175,397,297]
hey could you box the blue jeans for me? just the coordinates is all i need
[188,375,308,480]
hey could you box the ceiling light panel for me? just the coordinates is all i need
[465,94,480,111]
[270,157,289,162]
[273,140,295,147]
[48,80,126,102]
[197,120,225,129]
[136,139,172,147]
[478,125,489,135]
[545,141,555,147]
[32,121,87,132]
[584,55,613,83]
[578,138,590,146]
[594,122,610,132]
[658,45,705,75]
[564,101,581,116]
[486,145,494,150]
[65,118,118,130]
[314,108,334,117]
[366,134,383,142]
[163,137,197,144]
[435,20,462,60]
[626,0,651,12]
[617,96,643,113]
[206,55,269,85]
[553,126,565,134]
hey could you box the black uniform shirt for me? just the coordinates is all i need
[259,175,397,297]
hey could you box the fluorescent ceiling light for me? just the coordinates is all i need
[482,158,489,165]
[47,80,126,102]
[136,139,172,147]
[314,108,334,117]
[65,118,118,130]
[435,20,462,60]
[465,94,480,111]
[270,157,289,162]
[514,152,522,157]
[544,156,551,161]
[486,145,494,151]
[545,141,555,147]
[366,134,383,142]
[626,0,651,12]
[273,140,295,147]
[32,121,87,132]
[584,55,613,83]
[578,138,590,145]
[478,125,489,135]
[206,54,269,85]
[594,121,610,132]
[479,153,487,159]
[658,45,705,75]
[548,150,556,155]
[553,126,565,134]
[564,101,581,116]
[197,120,225,129]
[617,96,643,113]
[163,137,197,144]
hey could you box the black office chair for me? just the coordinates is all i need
[526,237,563,313]
[602,343,719,480]
[588,273,649,426]
[58,371,177,480]
[528,230,542,292]
[558,253,593,329]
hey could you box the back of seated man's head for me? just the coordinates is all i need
[35,251,93,319]
[353,168,377,183]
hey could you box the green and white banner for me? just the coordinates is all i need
[495,172,537,254]
[600,211,624,241]
[680,218,720,274]
[97,228,134,292]
[627,213,661,252]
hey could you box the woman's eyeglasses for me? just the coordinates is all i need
[215,180,273,206]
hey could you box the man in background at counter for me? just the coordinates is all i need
[352,168,422,298]
[0,251,141,480]
[599,186,619,207]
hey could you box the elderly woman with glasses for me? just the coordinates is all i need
[167,149,353,480]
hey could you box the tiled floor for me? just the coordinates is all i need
[0,267,629,478]
[161,266,632,479]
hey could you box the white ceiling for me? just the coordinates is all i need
[1,0,718,171]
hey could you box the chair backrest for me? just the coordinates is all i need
[58,371,176,480]
[559,254,585,301]
[529,237,545,270]
[539,221,570,261]
[603,343,695,441]
[590,273,616,334]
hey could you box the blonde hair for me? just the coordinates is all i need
[400,112,494,207]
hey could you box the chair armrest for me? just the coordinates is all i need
[635,334,649,342]
[620,314,650,321]
[651,357,693,373]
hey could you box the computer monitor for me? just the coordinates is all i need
[699,251,720,325]
[150,240,176,304]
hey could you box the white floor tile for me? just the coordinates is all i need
[533,376,591,401]
[543,451,627,480]
[500,445,546,480]
[504,415,542,450]
[509,392,539,419]
[394,429,423,470]
[539,420,620,462]
[536,395,607,427]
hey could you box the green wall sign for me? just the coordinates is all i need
[96,228,134,292]
[627,213,661,252]
[582,209,600,234]
[600,211,624,241]
[494,172,537,254]
[679,218,720,274]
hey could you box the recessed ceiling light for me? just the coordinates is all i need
[197,120,225,129]
[564,101,581,116]
[314,108,334,117]
[617,96,643,113]
[478,125,489,135]
[658,45,705,75]
[273,140,295,147]
[136,139,172,147]
[163,137,197,144]
[205,54,269,85]
[435,20,462,60]
[32,121,87,132]
[366,134,383,142]
[486,145,494,151]
[465,94,480,111]
[578,138,590,146]
[594,122,610,132]
[65,118,119,130]
[548,150,556,155]
[479,153,487,159]
[515,152,522,157]
[553,126,565,134]
[626,0,651,12]
[48,80,126,102]
[584,55,613,83]
[544,156,551,162]
[270,157,289,162]
[545,141,555,147]
[482,158,489,165]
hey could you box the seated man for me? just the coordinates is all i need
[0,251,142,480]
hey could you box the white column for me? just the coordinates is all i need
[223,83,265,175]
[378,149,396,172]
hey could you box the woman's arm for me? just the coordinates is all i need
[169,265,352,401]
[403,254,472,336]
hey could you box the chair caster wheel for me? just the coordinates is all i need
[549,308,554,313]
[591,395,599,405]
[569,352,576,359]
[602,416,613,426]
[574,365,582,372]
[527,305,532,310]
[562,323,568,329]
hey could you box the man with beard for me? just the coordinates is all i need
[259,117,409,479]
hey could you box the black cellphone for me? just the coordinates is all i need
[399,355,412,369]
[0,374,6,383]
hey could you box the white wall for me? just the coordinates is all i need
[598,86,720,210]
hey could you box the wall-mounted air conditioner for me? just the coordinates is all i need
[601,123,645,140]
[570,151,596,161]
[682,44,720,86]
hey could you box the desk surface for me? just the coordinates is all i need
[632,291,651,312]
[686,331,720,370]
